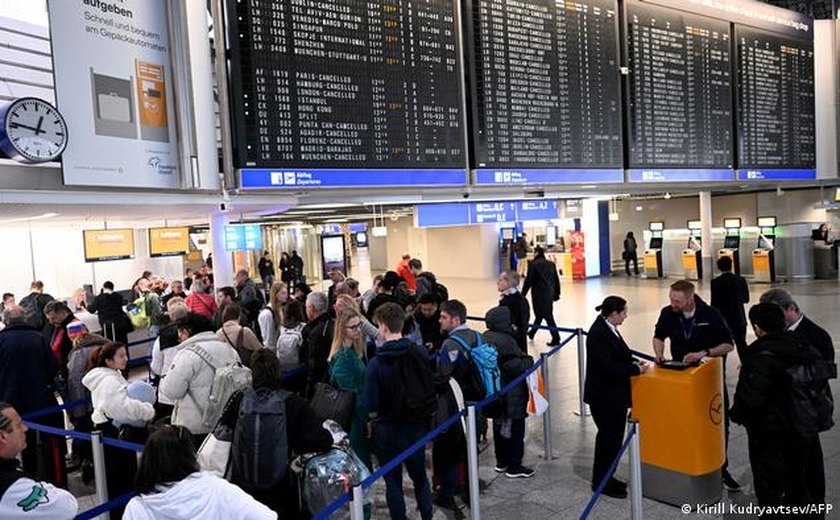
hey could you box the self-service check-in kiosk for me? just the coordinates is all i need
[644,221,664,278]
[682,220,703,280]
[753,216,777,283]
[717,218,741,275]
[630,358,725,506]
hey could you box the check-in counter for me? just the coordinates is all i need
[682,249,702,280]
[630,358,724,506]
[813,243,837,279]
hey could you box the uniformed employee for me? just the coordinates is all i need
[651,279,740,491]
[652,280,734,364]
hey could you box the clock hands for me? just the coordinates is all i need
[9,117,47,136]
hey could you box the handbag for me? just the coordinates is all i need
[310,382,355,432]
[197,423,233,478]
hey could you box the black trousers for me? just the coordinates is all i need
[731,327,749,364]
[624,254,638,275]
[590,403,627,488]
[747,429,811,517]
[95,422,138,519]
[529,309,560,343]
[804,436,826,518]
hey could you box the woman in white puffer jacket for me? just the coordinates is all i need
[82,341,155,518]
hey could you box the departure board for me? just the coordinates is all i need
[227,0,467,186]
[468,0,624,182]
[626,1,733,177]
[736,26,815,174]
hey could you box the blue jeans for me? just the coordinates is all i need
[374,420,433,520]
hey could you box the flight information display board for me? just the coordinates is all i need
[736,26,815,179]
[625,1,734,181]
[467,0,624,185]
[228,0,468,188]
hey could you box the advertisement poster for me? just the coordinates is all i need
[48,0,179,188]
[321,235,347,280]
[569,231,586,280]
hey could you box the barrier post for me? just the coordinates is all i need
[349,484,364,520]
[628,419,643,520]
[465,405,481,520]
[574,328,590,417]
[539,353,553,461]
[90,431,110,520]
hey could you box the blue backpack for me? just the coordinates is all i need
[449,332,502,402]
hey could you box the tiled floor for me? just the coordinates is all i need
[354,272,840,519]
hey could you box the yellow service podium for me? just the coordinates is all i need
[630,358,724,506]
[682,249,702,280]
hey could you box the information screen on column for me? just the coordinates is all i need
[227,0,467,188]
[468,0,624,186]
[625,1,733,181]
[736,26,815,178]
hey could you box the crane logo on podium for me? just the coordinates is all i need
[708,393,723,426]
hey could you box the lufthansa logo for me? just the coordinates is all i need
[709,393,723,425]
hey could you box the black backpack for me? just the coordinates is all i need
[230,387,290,489]
[761,345,836,436]
[390,346,437,425]
[418,272,449,304]
[21,293,51,330]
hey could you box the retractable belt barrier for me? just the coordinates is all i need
[316,322,582,520]
[21,357,307,519]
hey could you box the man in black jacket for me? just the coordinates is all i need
[88,281,132,343]
[302,292,334,398]
[730,303,816,510]
[759,289,833,513]
[711,256,750,360]
[0,307,62,480]
[497,270,530,353]
[522,246,561,346]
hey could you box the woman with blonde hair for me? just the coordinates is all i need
[259,282,287,350]
[327,308,371,469]
[334,294,378,348]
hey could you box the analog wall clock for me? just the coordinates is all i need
[0,97,68,164]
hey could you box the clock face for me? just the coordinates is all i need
[2,98,68,163]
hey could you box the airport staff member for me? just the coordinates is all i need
[584,296,650,499]
[652,280,733,364]
[652,280,739,491]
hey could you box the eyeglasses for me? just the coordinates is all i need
[346,323,362,331]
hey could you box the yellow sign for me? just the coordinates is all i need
[682,252,697,270]
[149,227,190,257]
[753,252,770,273]
[644,252,658,269]
[83,229,135,262]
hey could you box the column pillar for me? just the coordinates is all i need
[699,191,714,279]
[209,213,234,289]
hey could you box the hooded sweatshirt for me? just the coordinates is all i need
[123,471,276,520]
[483,307,530,419]
[82,367,155,426]
[66,333,110,420]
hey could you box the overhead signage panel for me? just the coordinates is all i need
[240,168,467,189]
[415,200,560,228]
[224,224,262,251]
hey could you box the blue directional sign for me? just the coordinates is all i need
[474,169,623,186]
[240,169,467,189]
[738,169,816,181]
[516,200,559,221]
[416,200,560,228]
[471,202,517,224]
[224,224,262,251]
[349,223,368,233]
[628,169,735,182]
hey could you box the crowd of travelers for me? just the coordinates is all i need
[0,247,834,519]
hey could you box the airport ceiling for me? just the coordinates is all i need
[759,0,837,19]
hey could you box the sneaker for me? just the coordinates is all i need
[505,466,535,479]
[722,471,741,492]
[494,465,508,473]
